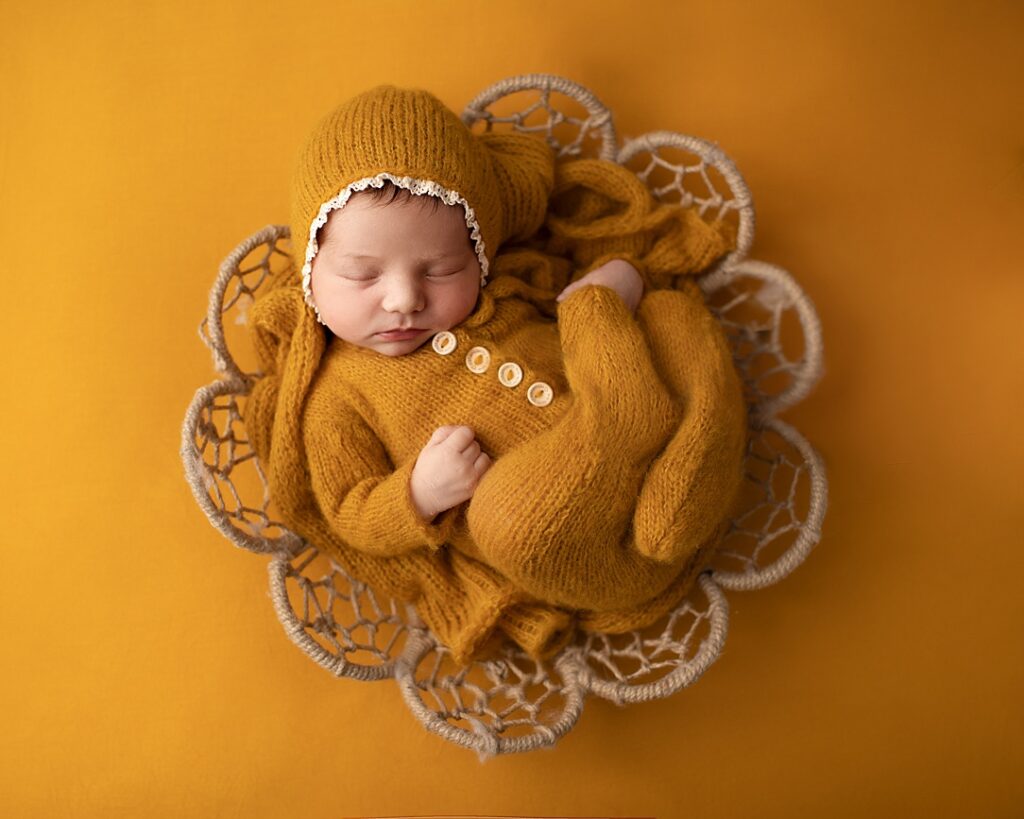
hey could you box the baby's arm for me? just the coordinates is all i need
[304,392,461,556]
[555,258,644,313]
[409,426,492,520]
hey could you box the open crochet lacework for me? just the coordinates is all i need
[181,74,827,758]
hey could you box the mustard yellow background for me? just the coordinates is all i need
[2,0,1021,816]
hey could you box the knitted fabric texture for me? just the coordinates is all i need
[245,85,746,663]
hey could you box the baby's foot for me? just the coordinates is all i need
[631,289,747,563]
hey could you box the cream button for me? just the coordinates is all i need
[526,381,554,407]
[498,362,524,388]
[431,331,457,355]
[465,346,491,374]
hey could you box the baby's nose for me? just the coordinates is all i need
[381,278,425,313]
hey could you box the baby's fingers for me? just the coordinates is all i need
[439,425,476,451]
[474,452,492,474]
[556,281,583,302]
[427,425,461,446]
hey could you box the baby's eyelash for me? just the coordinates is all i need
[338,266,463,281]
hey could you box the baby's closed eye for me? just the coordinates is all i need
[339,268,461,283]
[340,270,381,282]
[426,267,464,278]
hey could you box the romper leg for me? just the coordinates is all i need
[466,285,684,610]
[630,286,748,563]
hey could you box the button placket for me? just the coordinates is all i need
[438,336,554,407]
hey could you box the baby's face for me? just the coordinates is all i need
[309,192,482,356]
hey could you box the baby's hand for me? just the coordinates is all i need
[410,425,492,521]
[555,259,644,313]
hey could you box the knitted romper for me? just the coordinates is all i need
[300,266,746,613]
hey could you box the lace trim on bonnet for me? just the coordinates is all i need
[301,173,490,323]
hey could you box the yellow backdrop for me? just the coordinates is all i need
[2,0,1021,816]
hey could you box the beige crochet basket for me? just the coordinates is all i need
[180,74,827,758]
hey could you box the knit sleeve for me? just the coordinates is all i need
[302,389,456,557]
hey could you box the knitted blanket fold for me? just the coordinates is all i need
[244,155,744,664]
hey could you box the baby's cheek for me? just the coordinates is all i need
[458,279,482,319]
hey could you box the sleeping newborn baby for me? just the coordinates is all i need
[245,85,747,661]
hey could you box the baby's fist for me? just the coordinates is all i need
[410,425,492,520]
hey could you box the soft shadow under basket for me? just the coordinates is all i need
[181,74,828,758]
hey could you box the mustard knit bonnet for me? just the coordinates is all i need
[290,85,556,321]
